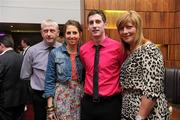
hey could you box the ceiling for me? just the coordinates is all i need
[0,23,41,33]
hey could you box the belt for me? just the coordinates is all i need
[32,89,44,95]
[83,93,121,103]
[32,89,46,98]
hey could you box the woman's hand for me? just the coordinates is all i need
[47,111,58,120]
[138,96,156,119]
[47,97,57,120]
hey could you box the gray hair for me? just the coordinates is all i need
[41,19,59,30]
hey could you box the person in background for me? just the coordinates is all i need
[55,36,65,43]
[55,29,65,43]
[116,10,169,120]
[20,19,62,120]
[21,38,31,55]
[45,19,83,120]
[20,37,33,118]
[0,34,27,120]
[15,45,23,54]
[80,10,126,120]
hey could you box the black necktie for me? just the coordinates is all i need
[93,45,100,102]
[48,46,54,53]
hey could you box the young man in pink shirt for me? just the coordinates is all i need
[80,10,126,120]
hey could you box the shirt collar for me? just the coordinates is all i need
[0,48,13,55]
[61,43,80,56]
[42,40,61,50]
[23,46,30,51]
[90,37,108,48]
[61,43,68,52]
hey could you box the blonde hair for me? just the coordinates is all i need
[41,19,59,30]
[116,10,146,48]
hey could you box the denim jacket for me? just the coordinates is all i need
[44,43,83,97]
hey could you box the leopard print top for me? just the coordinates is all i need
[120,42,170,120]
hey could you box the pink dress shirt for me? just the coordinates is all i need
[80,37,125,96]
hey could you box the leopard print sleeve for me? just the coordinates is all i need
[141,43,165,100]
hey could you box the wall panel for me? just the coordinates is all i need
[175,45,180,60]
[84,0,99,9]
[105,29,110,39]
[165,61,175,68]
[143,29,175,44]
[143,29,157,43]
[175,0,180,11]
[175,0,180,67]
[83,28,90,43]
[168,45,176,60]
[175,28,180,44]
[109,29,120,41]
[136,0,174,11]
[175,61,180,67]
[159,45,168,61]
[156,29,173,44]
[163,29,175,44]
[139,12,174,28]
[84,10,90,27]
[175,12,180,27]
[100,0,135,10]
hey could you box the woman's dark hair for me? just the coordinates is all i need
[64,20,82,33]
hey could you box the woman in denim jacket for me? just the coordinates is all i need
[44,20,83,120]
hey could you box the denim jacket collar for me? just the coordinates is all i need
[61,43,80,56]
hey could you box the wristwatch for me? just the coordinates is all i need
[135,115,145,120]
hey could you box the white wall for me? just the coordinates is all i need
[0,0,81,24]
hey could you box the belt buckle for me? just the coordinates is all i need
[93,97,100,103]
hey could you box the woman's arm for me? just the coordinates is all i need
[45,50,58,120]
[138,96,156,119]
[47,96,53,107]
[138,44,164,119]
[47,96,57,120]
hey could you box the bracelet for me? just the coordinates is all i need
[47,111,54,116]
[47,105,54,110]
[47,108,54,112]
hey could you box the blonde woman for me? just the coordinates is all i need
[116,10,169,120]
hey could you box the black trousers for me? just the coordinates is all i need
[0,104,25,120]
[32,89,47,120]
[25,80,33,103]
[81,93,122,120]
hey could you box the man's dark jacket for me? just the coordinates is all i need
[0,50,27,107]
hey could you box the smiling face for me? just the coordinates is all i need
[118,22,137,45]
[116,11,145,50]
[88,14,106,41]
[65,25,80,46]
